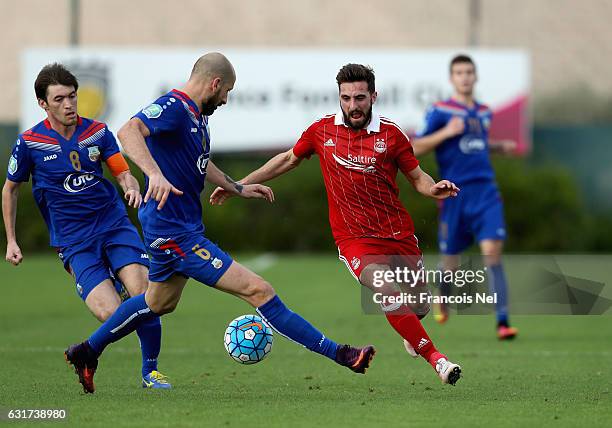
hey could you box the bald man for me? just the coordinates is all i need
[65,53,376,393]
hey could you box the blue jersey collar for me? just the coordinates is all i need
[170,89,204,119]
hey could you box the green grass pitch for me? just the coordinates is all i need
[1,254,610,427]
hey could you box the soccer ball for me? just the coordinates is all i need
[224,314,273,364]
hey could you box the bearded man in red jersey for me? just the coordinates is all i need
[211,64,462,385]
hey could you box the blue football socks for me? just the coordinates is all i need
[257,295,339,360]
[88,294,157,356]
[88,292,340,366]
[488,263,509,326]
[136,316,161,376]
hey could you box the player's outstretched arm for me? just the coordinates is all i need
[412,116,465,157]
[404,166,460,200]
[117,118,183,210]
[209,148,301,205]
[206,161,274,203]
[241,148,303,185]
[2,180,24,265]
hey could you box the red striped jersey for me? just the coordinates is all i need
[293,112,419,244]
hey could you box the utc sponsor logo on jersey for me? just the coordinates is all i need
[458,136,486,154]
[63,172,100,193]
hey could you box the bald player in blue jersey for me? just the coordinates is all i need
[412,54,518,340]
[2,63,170,391]
[64,53,375,393]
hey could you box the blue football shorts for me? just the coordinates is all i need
[438,180,507,254]
[145,232,233,286]
[58,222,150,301]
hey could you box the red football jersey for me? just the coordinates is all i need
[293,112,419,244]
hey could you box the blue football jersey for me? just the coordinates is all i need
[133,89,210,238]
[419,98,495,185]
[6,117,129,247]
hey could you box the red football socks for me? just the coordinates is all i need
[385,310,444,368]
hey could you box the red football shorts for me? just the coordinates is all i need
[337,235,422,281]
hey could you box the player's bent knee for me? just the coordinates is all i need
[147,298,177,315]
[244,277,275,307]
[97,310,113,322]
[484,253,502,266]
[359,263,391,291]
[145,291,178,315]
[147,303,170,315]
[480,240,504,266]
[95,303,120,322]
[87,294,121,322]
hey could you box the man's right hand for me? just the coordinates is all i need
[144,172,183,210]
[444,116,465,138]
[6,241,23,266]
[209,187,235,206]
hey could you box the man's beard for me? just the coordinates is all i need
[342,105,372,130]
[201,103,218,116]
[202,92,222,116]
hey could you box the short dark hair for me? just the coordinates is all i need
[449,54,476,73]
[336,63,375,93]
[34,63,78,101]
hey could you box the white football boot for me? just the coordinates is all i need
[434,357,462,385]
[404,340,461,385]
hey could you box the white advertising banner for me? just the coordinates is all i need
[22,48,530,153]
